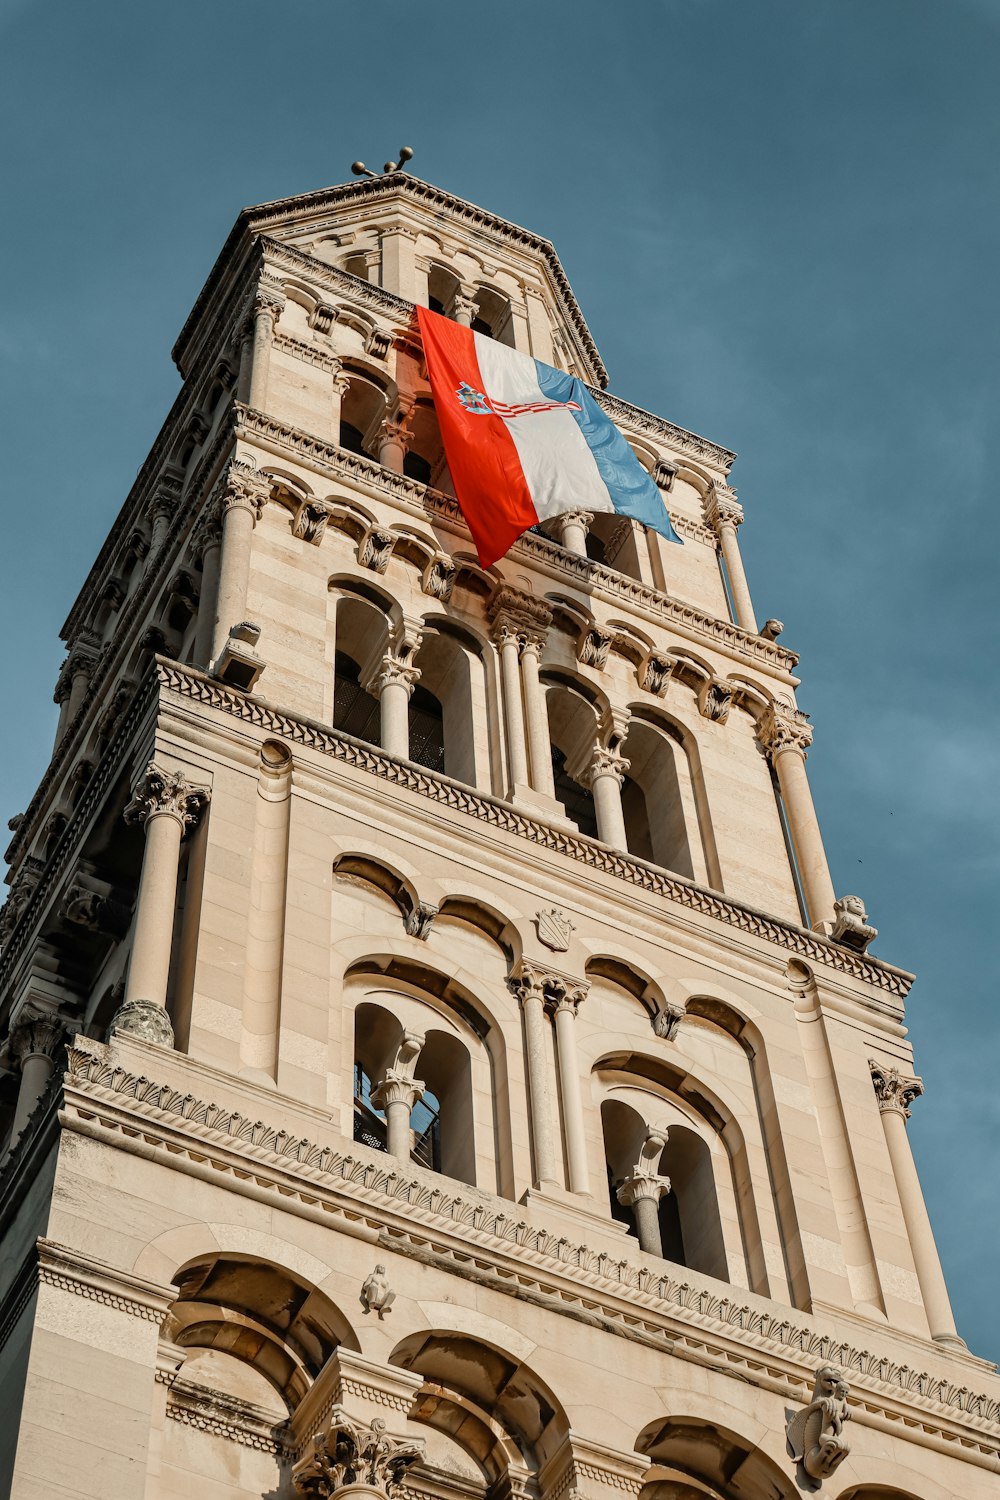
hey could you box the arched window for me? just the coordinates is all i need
[427,264,461,318]
[407,682,446,773]
[339,375,385,458]
[551,745,597,838]
[333,651,381,745]
[544,680,603,838]
[471,286,515,346]
[343,252,369,280]
[621,718,695,878]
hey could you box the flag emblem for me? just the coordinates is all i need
[456,380,583,420]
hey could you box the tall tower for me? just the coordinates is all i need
[1,172,997,1500]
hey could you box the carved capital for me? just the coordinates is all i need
[365,656,420,699]
[652,1002,685,1041]
[488,585,552,647]
[192,503,224,557]
[216,459,269,522]
[421,554,456,602]
[587,744,630,788]
[616,1170,671,1208]
[291,499,329,545]
[10,1015,66,1067]
[370,1069,425,1113]
[508,958,588,1014]
[577,624,613,670]
[758,700,813,758]
[637,649,677,697]
[358,525,397,573]
[698,677,733,724]
[124,762,210,832]
[705,483,744,536]
[253,278,286,323]
[403,901,438,940]
[292,1413,425,1500]
[869,1060,923,1119]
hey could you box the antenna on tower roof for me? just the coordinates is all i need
[351,146,414,179]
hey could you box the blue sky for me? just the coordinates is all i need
[1,1,997,1357]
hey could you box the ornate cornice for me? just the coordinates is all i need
[155,660,911,997]
[234,407,797,676]
[60,1040,1000,1443]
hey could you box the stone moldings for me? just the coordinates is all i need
[58,1041,1000,1438]
[785,1365,852,1485]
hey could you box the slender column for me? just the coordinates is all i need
[707,486,757,633]
[616,1131,671,1256]
[588,744,630,850]
[191,505,223,668]
[8,1017,65,1145]
[556,509,593,557]
[495,625,530,790]
[551,989,590,1194]
[111,763,210,1047]
[149,481,180,553]
[236,318,254,403]
[247,281,285,410]
[53,643,99,745]
[509,962,559,1187]
[869,1063,965,1348]
[519,633,555,797]
[367,657,420,758]
[489,586,552,799]
[210,460,270,665]
[377,404,413,474]
[759,703,837,929]
[453,284,478,327]
[371,1032,425,1160]
[330,367,349,441]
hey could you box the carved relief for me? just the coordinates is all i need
[697,677,733,724]
[292,1414,424,1500]
[869,1060,923,1118]
[60,883,130,939]
[10,1015,66,1068]
[577,625,613,670]
[652,1002,684,1042]
[358,525,397,573]
[360,1265,395,1320]
[637,649,676,697]
[365,327,393,361]
[107,997,175,1048]
[215,458,270,522]
[785,1366,851,1484]
[403,901,437,941]
[830,894,877,954]
[124,762,210,832]
[291,499,330,545]
[421,554,456,601]
[535,907,574,953]
[508,957,588,1014]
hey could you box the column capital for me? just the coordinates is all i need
[508,957,589,1013]
[616,1170,671,1208]
[9,1014,66,1067]
[215,459,270,522]
[757,698,813,759]
[488,585,552,647]
[370,1069,425,1113]
[192,502,224,557]
[586,743,630,788]
[292,1411,425,1500]
[870,1060,924,1119]
[577,623,613,670]
[253,277,286,322]
[697,676,734,724]
[705,483,744,536]
[364,655,420,700]
[124,762,211,833]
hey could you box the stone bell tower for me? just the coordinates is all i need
[1,168,997,1500]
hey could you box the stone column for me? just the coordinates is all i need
[210,460,270,666]
[556,509,593,557]
[550,986,590,1194]
[453,284,478,327]
[111,763,210,1047]
[331,366,350,442]
[191,505,223,669]
[869,1063,965,1349]
[489,586,553,800]
[366,656,420,759]
[509,961,559,1188]
[707,486,757,634]
[236,317,254,404]
[292,1412,424,1500]
[379,221,419,302]
[616,1131,671,1256]
[588,744,630,851]
[519,632,556,798]
[53,643,99,745]
[247,281,285,410]
[371,1032,425,1160]
[758,703,837,929]
[377,405,413,474]
[8,1016,65,1145]
[149,478,180,554]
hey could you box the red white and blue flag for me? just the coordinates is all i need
[417,306,681,568]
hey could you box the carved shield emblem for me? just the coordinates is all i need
[536,907,574,952]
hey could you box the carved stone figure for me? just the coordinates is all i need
[360,1264,395,1319]
[293,1413,424,1499]
[786,1365,851,1483]
[830,894,877,954]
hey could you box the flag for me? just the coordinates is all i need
[417,305,681,568]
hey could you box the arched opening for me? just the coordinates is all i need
[412,624,488,787]
[333,651,381,744]
[544,679,602,837]
[600,1096,729,1280]
[428,264,461,317]
[587,514,646,580]
[339,374,385,458]
[471,286,515,346]
[343,252,369,280]
[331,592,392,746]
[637,1416,796,1500]
[402,398,445,486]
[622,720,694,877]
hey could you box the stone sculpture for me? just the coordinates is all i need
[786,1365,851,1483]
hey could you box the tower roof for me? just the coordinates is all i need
[172,172,609,387]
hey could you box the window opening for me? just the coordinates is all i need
[607,1164,635,1235]
[411,1087,442,1171]
[339,421,368,456]
[403,451,432,484]
[408,683,446,773]
[659,1189,686,1264]
[334,652,381,745]
[585,530,607,565]
[353,1064,387,1151]
[551,745,597,839]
